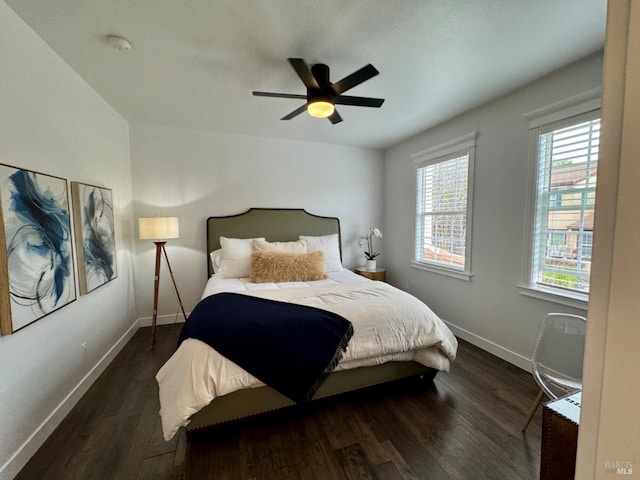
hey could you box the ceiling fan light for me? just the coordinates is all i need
[307,99,335,118]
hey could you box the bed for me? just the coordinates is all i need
[156,208,458,441]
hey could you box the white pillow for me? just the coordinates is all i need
[299,234,342,273]
[219,236,265,278]
[252,239,306,253]
[209,249,223,275]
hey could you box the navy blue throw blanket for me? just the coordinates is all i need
[178,292,354,403]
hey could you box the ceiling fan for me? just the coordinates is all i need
[252,58,385,124]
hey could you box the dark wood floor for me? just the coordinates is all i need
[16,324,543,480]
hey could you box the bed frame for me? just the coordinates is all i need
[187,208,437,433]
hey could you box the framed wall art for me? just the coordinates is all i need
[0,164,76,335]
[71,182,117,295]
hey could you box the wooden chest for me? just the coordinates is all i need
[540,392,581,480]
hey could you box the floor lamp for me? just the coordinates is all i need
[139,217,187,348]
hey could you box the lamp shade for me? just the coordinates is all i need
[307,98,335,118]
[138,217,179,240]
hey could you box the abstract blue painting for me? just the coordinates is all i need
[71,182,117,294]
[0,165,76,335]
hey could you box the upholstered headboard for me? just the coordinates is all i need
[206,208,341,276]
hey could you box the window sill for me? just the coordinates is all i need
[517,285,588,310]
[410,261,473,281]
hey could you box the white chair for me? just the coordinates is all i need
[521,313,587,432]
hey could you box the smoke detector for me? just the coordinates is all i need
[106,35,132,51]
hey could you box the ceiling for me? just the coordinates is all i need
[5,0,606,150]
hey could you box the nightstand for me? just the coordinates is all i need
[355,267,386,282]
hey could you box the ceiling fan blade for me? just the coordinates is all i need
[253,91,307,100]
[281,104,308,120]
[334,95,385,108]
[288,58,320,89]
[331,64,379,95]
[328,110,343,124]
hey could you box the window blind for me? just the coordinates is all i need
[532,117,600,294]
[415,151,469,270]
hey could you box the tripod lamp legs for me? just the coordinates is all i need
[150,241,187,348]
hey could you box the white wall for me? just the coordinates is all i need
[130,124,384,324]
[577,1,640,476]
[383,52,603,368]
[0,4,136,479]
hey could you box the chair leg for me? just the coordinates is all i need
[522,389,545,432]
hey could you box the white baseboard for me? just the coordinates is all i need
[443,320,532,371]
[138,312,188,328]
[0,320,140,480]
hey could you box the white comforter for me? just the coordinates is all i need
[156,272,458,440]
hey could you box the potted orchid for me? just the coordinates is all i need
[358,227,383,271]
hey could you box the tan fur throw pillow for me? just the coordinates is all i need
[250,251,328,283]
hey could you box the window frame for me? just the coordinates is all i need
[411,132,477,281]
[520,89,601,310]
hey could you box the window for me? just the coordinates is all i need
[411,132,476,280]
[532,117,600,295]
[522,91,601,306]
